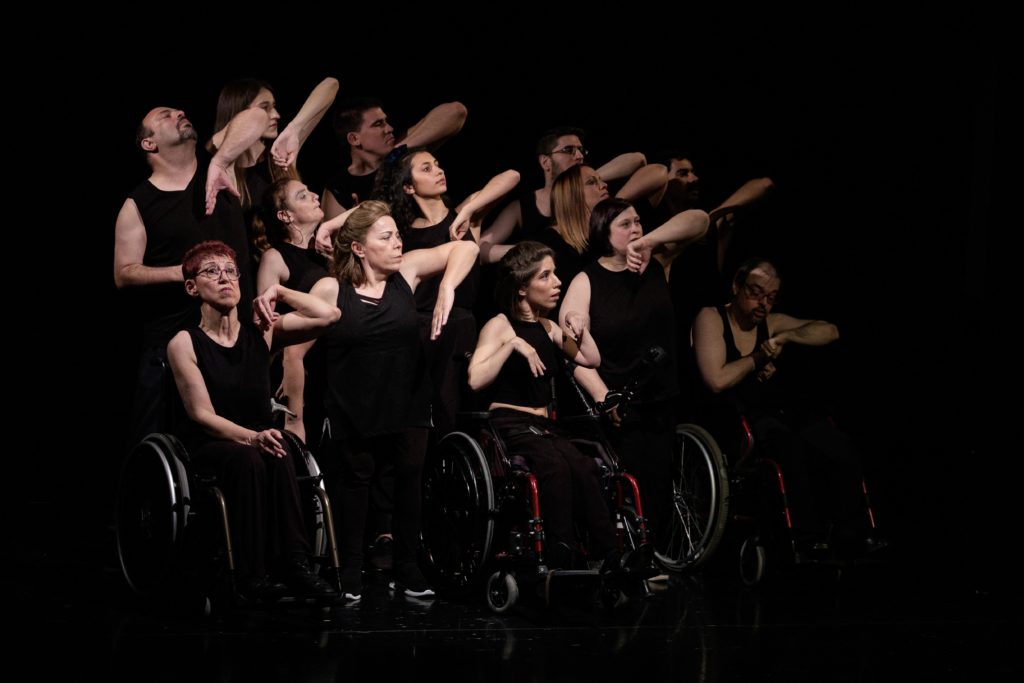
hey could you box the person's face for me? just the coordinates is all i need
[141,106,197,152]
[732,267,780,323]
[542,134,586,179]
[188,255,241,308]
[580,166,609,209]
[355,215,404,274]
[607,207,643,256]
[404,152,446,198]
[281,181,323,226]
[352,107,396,157]
[248,88,281,140]
[667,157,700,204]
[519,256,561,312]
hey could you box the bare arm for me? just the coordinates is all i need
[478,199,522,264]
[167,331,287,456]
[401,101,468,149]
[205,108,272,214]
[253,284,341,352]
[401,240,479,339]
[558,271,592,341]
[256,248,289,294]
[766,313,839,349]
[279,340,315,442]
[549,318,599,369]
[113,198,183,288]
[626,209,710,272]
[712,177,774,269]
[322,188,351,220]
[271,77,340,168]
[451,170,521,240]
[597,152,646,182]
[615,163,668,204]
[693,307,762,393]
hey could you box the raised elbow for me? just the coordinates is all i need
[828,323,840,341]
[327,306,342,324]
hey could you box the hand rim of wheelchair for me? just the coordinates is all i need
[654,423,730,573]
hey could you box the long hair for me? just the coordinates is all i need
[331,200,392,287]
[251,178,295,257]
[207,78,297,207]
[495,241,556,319]
[370,146,432,236]
[551,165,590,254]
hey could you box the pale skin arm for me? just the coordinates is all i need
[279,341,315,442]
[692,306,763,393]
[478,199,522,264]
[596,152,647,182]
[450,170,521,241]
[114,198,184,288]
[761,312,839,357]
[314,206,358,257]
[401,101,468,149]
[615,163,669,204]
[255,248,289,296]
[205,108,272,214]
[400,240,479,339]
[626,209,710,273]
[167,331,288,457]
[253,284,342,352]
[712,177,774,269]
[270,77,340,168]
[467,314,541,390]
[549,317,599,369]
[558,271,591,342]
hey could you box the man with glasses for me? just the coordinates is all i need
[479,126,650,263]
[114,104,266,445]
[692,258,878,561]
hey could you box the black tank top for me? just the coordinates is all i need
[487,318,559,409]
[273,241,329,311]
[586,260,677,402]
[516,186,552,244]
[401,210,479,315]
[715,305,780,416]
[323,275,431,437]
[183,322,272,448]
[129,154,253,345]
[325,170,375,210]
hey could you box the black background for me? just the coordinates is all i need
[25,20,1001,593]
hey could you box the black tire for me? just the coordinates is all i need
[420,432,495,594]
[485,571,519,613]
[739,536,766,586]
[656,424,730,572]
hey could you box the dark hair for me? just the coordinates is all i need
[535,126,586,156]
[652,148,695,168]
[331,200,392,287]
[495,241,556,319]
[370,146,433,235]
[588,198,634,257]
[251,178,297,256]
[182,240,238,280]
[332,96,385,142]
[135,119,153,154]
[732,257,780,289]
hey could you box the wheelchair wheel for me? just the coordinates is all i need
[485,571,519,613]
[421,432,496,594]
[656,424,729,572]
[280,431,328,565]
[116,433,195,597]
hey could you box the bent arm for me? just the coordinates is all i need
[628,209,710,271]
[272,77,340,167]
[453,170,521,241]
[479,199,522,264]
[615,163,668,203]
[402,101,468,149]
[693,307,760,393]
[467,315,518,391]
[265,285,342,351]
[113,198,183,288]
[597,152,646,182]
[768,313,839,347]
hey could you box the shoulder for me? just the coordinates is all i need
[694,306,724,331]
[167,329,196,358]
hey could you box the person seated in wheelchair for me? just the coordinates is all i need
[692,257,881,560]
[467,241,623,571]
[166,240,341,601]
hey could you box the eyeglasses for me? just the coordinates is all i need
[742,283,778,305]
[197,265,241,281]
[549,144,587,157]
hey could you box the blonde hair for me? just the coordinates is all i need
[550,165,590,254]
[331,200,392,287]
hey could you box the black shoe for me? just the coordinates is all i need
[547,541,574,570]
[280,556,338,600]
[368,536,394,572]
[238,575,288,602]
[338,567,363,603]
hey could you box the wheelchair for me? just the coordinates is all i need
[115,429,341,608]
[419,371,655,613]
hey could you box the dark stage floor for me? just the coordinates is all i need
[16,514,1018,682]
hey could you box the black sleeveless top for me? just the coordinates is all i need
[325,170,375,211]
[716,305,780,416]
[515,187,552,244]
[487,318,559,409]
[272,241,329,312]
[323,275,431,438]
[586,260,677,402]
[129,152,253,345]
[183,322,272,449]
[402,210,479,316]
